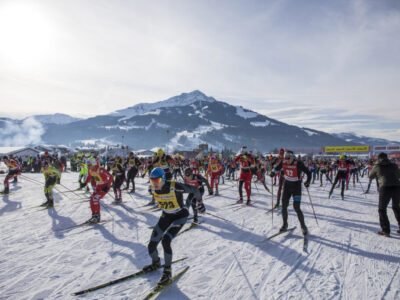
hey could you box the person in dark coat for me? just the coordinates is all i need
[369,152,400,236]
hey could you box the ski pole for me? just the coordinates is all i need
[58,183,88,200]
[358,180,366,199]
[19,174,43,185]
[305,187,319,227]
[205,212,233,223]
[271,177,274,225]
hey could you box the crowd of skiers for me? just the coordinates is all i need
[1,146,399,285]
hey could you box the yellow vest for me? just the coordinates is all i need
[153,181,180,212]
[210,162,219,172]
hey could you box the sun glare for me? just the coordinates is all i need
[0,2,55,70]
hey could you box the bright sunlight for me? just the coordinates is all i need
[0,2,55,70]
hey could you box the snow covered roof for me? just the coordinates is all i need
[0,147,40,156]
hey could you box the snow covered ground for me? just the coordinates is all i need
[0,172,399,300]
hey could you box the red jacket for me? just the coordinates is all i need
[85,166,113,191]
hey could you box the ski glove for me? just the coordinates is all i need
[80,182,87,189]
[304,181,310,188]
[208,189,213,195]
[101,185,109,193]
[269,171,275,178]
[197,201,206,213]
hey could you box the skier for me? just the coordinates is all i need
[189,158,200,175]
[270,150,311,235]
[369,152,400,236]
[40,161,61,207]
[2,156,21,194]
[142,167,202,285]
[172,155,184,181]
[124,152,141,193]
[319,159,332,187]
[207,156,223,195]
[328,155,354,200]
[80,158,113,223]
[233,146,255,204]
[110,157,125,203]
[183,167,210,223]
[78,159,89,192]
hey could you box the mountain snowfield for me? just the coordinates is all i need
[1,90,398,149]
[0,172,399,300]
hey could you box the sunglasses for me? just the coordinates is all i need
[150,177,163,184]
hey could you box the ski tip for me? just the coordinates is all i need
[174,257,188,263]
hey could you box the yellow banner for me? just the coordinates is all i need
[324,146,370,153]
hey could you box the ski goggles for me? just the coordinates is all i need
[150,177,163,184]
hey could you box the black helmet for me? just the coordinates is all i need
[378,152,388,160]
[184,167,193,177]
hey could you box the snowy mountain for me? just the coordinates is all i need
[31,113,81,125]
[110,90,217,120]
[38,90,352,151]
[332,132,400,146]
[1,91,397,150]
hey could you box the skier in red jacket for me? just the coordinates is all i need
[80,158,113,223]
[233,146,255,204]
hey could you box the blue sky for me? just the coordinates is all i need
[0,0,399,140]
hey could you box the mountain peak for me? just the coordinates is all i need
[111,90,215,119]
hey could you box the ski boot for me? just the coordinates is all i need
[215,189,219,196]
[193,215,199,224]
[115,197,122,204]
[130,189,135,193]
[142,258,161,272]
[2,187,9,194]
[301,226,308,236]
[158,266,171,285]
[274,203,280,209]
[377,231,390,237]
[341,191,344,200]
[236,197,243,204]
[40,200,53,207]
[279,224,288,233]
[397,228,400,234]
[87,213,101,224]
[328,191,332,199]
[246,199,251,205]
[123,186,129,191]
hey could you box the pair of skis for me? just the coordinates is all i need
[264,226,308,252]
[55,220,109,232]
[72,257,189,298]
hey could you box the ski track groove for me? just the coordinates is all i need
[381,258,400,300]
[337,232,353,300]
[296,239,323,295]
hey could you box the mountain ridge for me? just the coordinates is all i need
[0,90,398,150]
